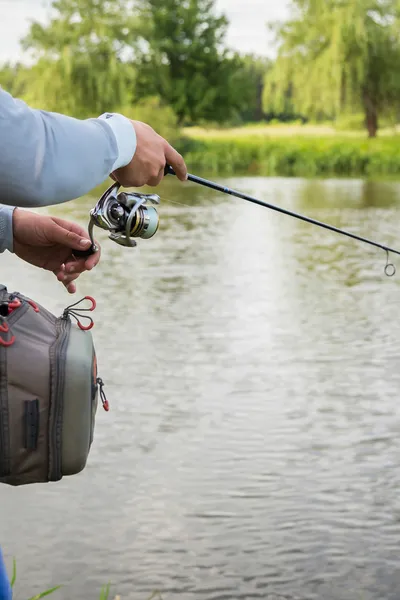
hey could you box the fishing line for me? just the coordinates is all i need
[165,166,399,277]
[161,196,193,209]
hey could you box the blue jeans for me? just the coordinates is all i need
[0,549,11,600]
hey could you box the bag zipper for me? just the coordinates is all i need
[48,315,71,481]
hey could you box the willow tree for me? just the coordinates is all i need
[263,0,400,137]
[19,0,136,117]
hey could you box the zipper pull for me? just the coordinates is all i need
[63,296,96,331]
[97,377,109,411]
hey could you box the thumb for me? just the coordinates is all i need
[49,222,91,251]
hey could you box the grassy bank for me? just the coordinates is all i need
[179,124,400,177]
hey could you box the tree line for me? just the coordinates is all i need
[1,0,400,137]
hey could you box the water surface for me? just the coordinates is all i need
[1,176,400,600]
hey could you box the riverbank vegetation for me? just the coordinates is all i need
[178,124,400,177]
[2,0,400,177]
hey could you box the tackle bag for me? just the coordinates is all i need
[0,285,109,487]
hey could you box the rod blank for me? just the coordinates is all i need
[165,165,400,259]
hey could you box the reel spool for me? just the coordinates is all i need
[75,182,161,256]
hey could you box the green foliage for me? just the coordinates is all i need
[264,0,400,137]
[228,54,271,122]
[19,0,136,116]
[132,0,242,124]
[179,134,400,177]
[0,63,27,98]
[4,0,269,125]
[334,112,397,131]
[334,113,369,131]
[28,587,63,600]
[99,582,111,600]
[10,558,62,599]
[10,558,16,589]
[116,96,181,143]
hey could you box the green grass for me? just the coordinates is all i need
[183,119,400,138]
[10,558,163,600]
[177,127,400,177]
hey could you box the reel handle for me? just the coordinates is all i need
[164,164,175,176]
[73,243,98,258]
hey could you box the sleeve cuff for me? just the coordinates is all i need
[0,204,16,254]
[98,113,137,171]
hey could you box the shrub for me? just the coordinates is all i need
[178,134,400,177]
[116,97,181,144]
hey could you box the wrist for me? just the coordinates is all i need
[98,113,137,171]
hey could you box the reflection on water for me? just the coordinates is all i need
[1,176,400,600]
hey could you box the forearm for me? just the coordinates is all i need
[0,88,136,207]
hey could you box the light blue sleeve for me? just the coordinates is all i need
[0,205,14,254]
[0,87,137,253]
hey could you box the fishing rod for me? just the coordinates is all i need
[74,164,399,276]
[164,165,399,276]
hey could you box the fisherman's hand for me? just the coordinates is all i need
[12,209,101,294]
[112,120,187,187]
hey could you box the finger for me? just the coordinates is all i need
[54,265,67,283]
[147,166,165,187]
[114,172,146,187]
[49,218,100,260]
[54,267,81,293]
[54,265,81,282]
[65,281,77,294]
[49,221,92,252]
[84,240,101,271]
[164,142,187,181]
[53,268,76,293]
[62,259,87,276]
[50,217,90,239]
[59,269,81,283]
[65,241,101,274]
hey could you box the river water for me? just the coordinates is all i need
[1,176,400,600]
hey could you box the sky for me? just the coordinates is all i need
[0,0,289,63]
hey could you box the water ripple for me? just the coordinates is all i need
[1,177,400,599]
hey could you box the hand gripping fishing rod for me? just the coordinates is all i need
[165,165,400,277]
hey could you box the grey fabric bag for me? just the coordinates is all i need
[0,285,108,487]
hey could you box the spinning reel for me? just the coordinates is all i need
[74,182,161,257]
